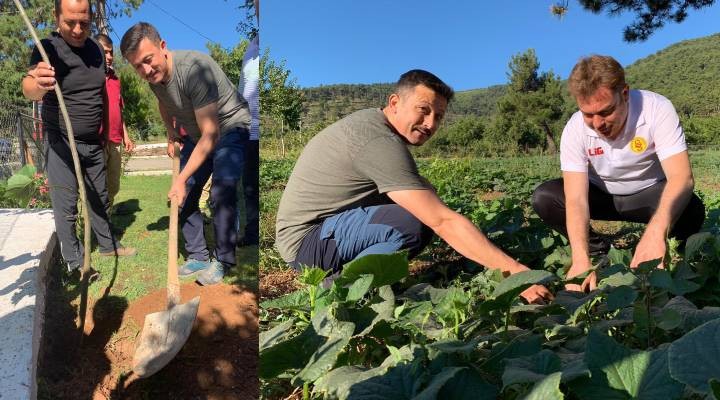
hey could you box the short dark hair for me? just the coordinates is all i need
[95,33,112,47]
[396,69,454,103]
[120,22,162,58]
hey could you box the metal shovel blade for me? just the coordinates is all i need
[132,295,201,378]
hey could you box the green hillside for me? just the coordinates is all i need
[300,33,720,123]
[625,33,720,117]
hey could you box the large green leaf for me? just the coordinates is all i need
[259,318,295,352]
[502,349,561,388]
[5,173,33,205]
[663,296,720,332]
[313,346,417,400]
[339,253,409,288]
[522,372,563,400]
[553,290,601,323]
[668,318,720,393]
[293,321,354,384]
[608,247,631,267]
[260,289,309,311]
[438,368,499,400]
[15,164,36,178]
[299,267,328,286]
[338,361,420,400]
[684,232,714,260]
[259,324,326,379]
[490,270,556,306]
[606,285,638,311]
[351,285,396,337]
[413,367,466,400]
[293,308,355,384]
[346,274,374,302]
[584,330,683,399]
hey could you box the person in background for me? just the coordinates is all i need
[237,1,259,246]
[276,69,553,304]
[96,33,135,215]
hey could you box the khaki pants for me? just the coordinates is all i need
[104,142,123,210]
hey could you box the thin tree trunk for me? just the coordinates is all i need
[543,122,557,153]
[94,0,109,35]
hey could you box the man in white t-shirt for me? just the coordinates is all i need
[532,55,705,291]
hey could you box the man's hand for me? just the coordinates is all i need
[28,62,56,91]
[631,227,666,269]
[565,258,596,292]
[167,141,176,158]
[168,178,186,205]
[520,284,554,304]
[508,263,555,304]
[123,128,135,153]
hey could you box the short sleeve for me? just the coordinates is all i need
[560,114,589,173]
[187,60,219,110]
[29,45,42,68]
[652,98,687,161]
[353,137,430,194]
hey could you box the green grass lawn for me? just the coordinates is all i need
[77,174,257,301]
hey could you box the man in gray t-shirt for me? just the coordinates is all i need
[121,22,250,285]
[277,70,552,304]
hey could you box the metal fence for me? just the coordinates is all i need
[0,101,46,179]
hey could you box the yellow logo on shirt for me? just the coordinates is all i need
[630,137,648,154]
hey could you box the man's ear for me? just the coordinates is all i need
[387,93,400,113]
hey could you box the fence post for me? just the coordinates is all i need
[16,111,26,166]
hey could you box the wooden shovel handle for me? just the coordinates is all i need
[168,142,181,306]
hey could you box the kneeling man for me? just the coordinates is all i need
[532,55,705,291]
[276,70,552,303]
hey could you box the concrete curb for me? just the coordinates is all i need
[0,209,55,400]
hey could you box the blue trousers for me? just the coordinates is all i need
[291,204,434,274]
[179,128,246,266]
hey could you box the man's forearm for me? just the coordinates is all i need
[433,213,525,274]
[177,132,217,183]
[566,200,590,263]
[647,179,694,235]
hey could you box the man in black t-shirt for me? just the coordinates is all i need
[22,0,136,273]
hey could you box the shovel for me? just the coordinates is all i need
[132,142,200,378]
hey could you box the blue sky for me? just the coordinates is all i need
[109,0,247,53]
[263,1,720,91]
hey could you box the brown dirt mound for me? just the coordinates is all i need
[259,267,299,301]
[38,280,258,400]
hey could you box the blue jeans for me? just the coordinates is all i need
[179,128,246,266]
[291,204,434,274]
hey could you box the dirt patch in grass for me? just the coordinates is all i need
[260,267,299,301]
[478,190,504,201]
[38,272,258,400]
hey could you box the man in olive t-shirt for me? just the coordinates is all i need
[121,22,251,286]
[276,69,553,304]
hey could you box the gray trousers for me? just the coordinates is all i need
[46,136,118,270]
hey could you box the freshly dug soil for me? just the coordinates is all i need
[37,273,258,400]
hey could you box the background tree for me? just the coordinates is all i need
[551,0,716,42]
[488,49,569,153]
[208,41,304,154]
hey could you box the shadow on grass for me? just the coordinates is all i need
[37,249,128,400]
[111,199,141,237]
[147,215,170,232]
